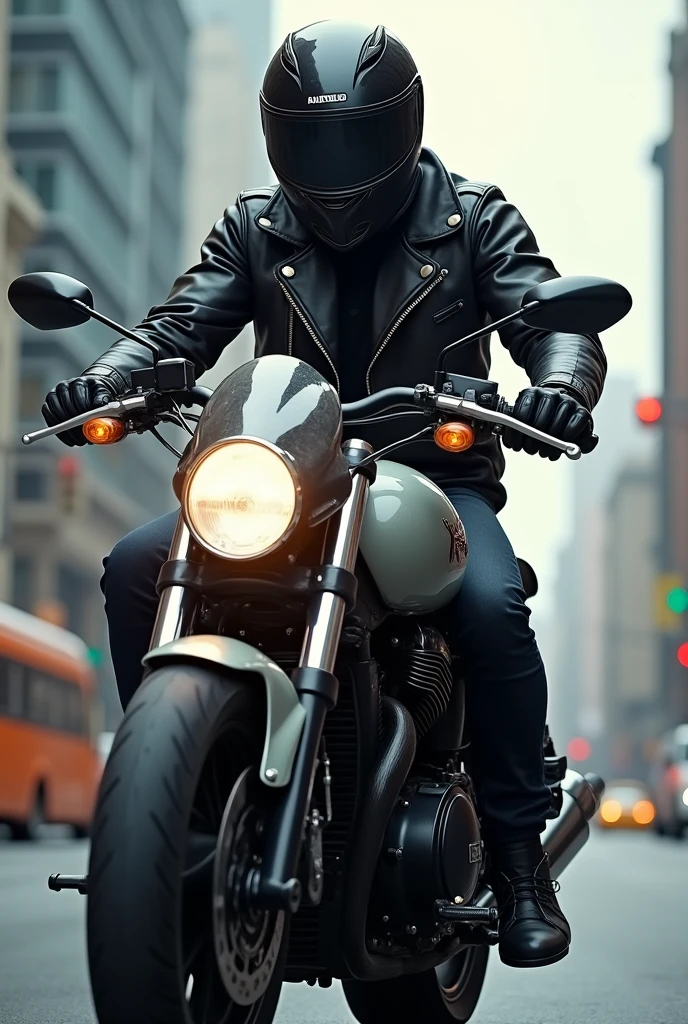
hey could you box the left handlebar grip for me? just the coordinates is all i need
[21,396,147,445]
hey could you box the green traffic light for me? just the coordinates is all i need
[87,647,103,667]
[667,587,688,614]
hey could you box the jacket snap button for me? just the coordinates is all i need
[282,265,295,278]
[447,213,461,226]
[420,264,434,278]
[258,217,272,227]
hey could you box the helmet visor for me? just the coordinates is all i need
[261,80,421,194]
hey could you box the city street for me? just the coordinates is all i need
[0,827,686,1024]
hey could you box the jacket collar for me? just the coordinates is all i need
[256,149,465,388]
[255,148,465,249]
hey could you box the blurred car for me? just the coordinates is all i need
[648,725,688,838]
[596,779,655,830]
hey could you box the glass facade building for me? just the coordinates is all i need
[7,0,189,723]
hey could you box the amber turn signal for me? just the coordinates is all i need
[434,421,475,453]
[82,417,125,445]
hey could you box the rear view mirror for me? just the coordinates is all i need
[8,272,94,330]
[521,276,632,335]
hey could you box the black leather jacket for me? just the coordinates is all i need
[85,148,606,511]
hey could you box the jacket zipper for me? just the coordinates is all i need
[365,269,448,394]
[279,280,340,392]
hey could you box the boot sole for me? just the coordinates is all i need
[499,945,569,969]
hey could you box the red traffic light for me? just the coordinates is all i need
[57,455,80,478]
[677,642,688,668]
[635,396,663,425]
[567,737,592,761]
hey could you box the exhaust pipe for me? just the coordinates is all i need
[475,769,604,908]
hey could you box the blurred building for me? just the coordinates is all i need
[653,3,688,727]
[603,462,660,781]
[0,0,42,602]
[549,377,654,762]
[6,0,189,725]
[183,0,273,388]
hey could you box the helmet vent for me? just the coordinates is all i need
[281,33,303,89]
[353,25,387,88]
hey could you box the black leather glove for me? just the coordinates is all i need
[42,373,120,447]
[502,386,596,461]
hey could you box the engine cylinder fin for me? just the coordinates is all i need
[401,642,454,738]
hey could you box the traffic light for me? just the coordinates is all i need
[667,587,688,614]
[567,737,591,762]
[635,396,663,425]
[87,647,103,667]
[677,643,688,668]
[57,455,81,514]
[654,574,686,631]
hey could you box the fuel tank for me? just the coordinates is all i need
[359,460,468,613]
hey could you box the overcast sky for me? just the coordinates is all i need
[272,0,686,610]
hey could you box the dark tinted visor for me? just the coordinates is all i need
[262,82,421,193]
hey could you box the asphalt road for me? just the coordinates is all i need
[1,826,687,1024]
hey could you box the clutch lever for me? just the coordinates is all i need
[21,395,149,446]
[435,394,583,461]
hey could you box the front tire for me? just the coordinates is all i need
[87,664,286,1024]
[342,946,489,1024]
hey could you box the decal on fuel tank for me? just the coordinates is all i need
[443,518,467,565]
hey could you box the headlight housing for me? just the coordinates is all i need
[183,438,301,559]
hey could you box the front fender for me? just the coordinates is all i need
[143,636,306,789]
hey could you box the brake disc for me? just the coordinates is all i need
[212,767,285,1006]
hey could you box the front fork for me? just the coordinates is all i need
[148,439,374,913]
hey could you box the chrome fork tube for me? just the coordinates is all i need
[299,440,372,673]
[149,512,197,650]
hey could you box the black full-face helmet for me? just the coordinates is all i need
[260,20,424,250]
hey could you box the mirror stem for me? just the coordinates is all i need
[437,300,540,371]
[72,299,159,364]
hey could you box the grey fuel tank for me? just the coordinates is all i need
[359,460,468,614]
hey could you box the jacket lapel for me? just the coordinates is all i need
[256,191,338,366]
[255,148,466,376]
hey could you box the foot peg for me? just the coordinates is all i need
[435,901,500,945]
[435,901,498,924]
[48,873,88,895]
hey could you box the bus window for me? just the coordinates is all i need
[8,661,24,717]
[0,659,8,713]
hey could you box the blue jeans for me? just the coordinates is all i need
[101,488,551,842]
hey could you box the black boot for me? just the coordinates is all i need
[489,837,570,968]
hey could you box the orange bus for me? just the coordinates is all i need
[0,601,101,840]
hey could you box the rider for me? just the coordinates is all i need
[42,21,604,970]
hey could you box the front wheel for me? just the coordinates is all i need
[87,663,287,1024]
[342,946,489,1024]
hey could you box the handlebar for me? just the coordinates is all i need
[341,386,584,460]
[21,381,586,461]
[341,387,417,419]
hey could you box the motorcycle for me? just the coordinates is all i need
[10,270,631,1024]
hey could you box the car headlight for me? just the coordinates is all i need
[183,438,300,559]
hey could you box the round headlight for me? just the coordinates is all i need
[183,439,300,559]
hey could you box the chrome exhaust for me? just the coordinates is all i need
[475,769,604,909]
[541,769,604,878]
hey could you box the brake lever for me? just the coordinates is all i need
[435,394,582,460]
[21,395,149,446]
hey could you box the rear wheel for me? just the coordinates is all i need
[87,664,287,1024]
[342,946,489,1023]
